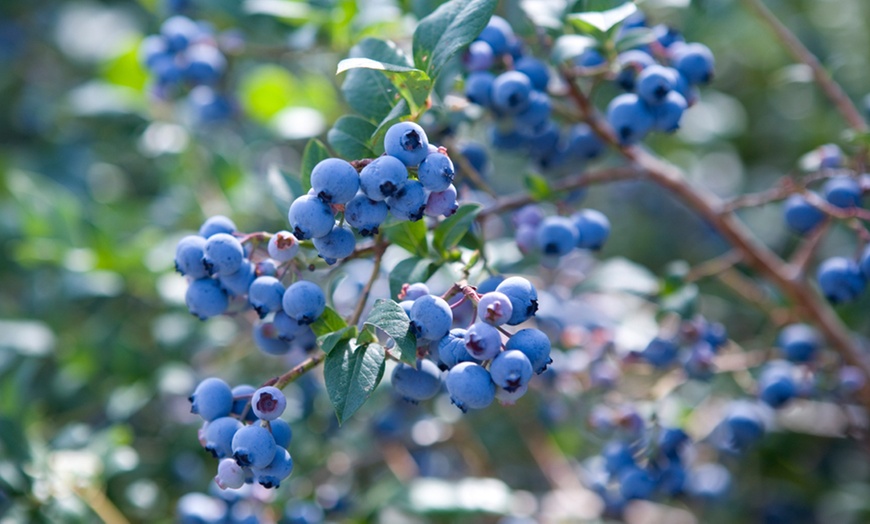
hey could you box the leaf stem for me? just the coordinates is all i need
[270,354,326,390]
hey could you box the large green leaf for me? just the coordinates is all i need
[383,218,428,257]
[364,299,417,365]
[324,341,386,424]
[327,115,377,161]
[433,203,481,255]
[300,138,331,192]
[412,0,498,81]
[342,38,411,121]
[388,257,439,301]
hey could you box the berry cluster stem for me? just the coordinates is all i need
[270,354,326,390]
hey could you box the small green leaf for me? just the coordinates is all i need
[615,27,656,53]
[324,341,386,424]
[433,203,482,255]
[327,115,377,161]
[523,173,552,201]
[317,325,358,355]
[364,299,417,365]
[310,306,348,338]
[300,139,331,192]
[342,38,413,122]
[551,34,598,64]
[568,2,638,35]
[337,57,432,118]
[383,219,428,257]
[412,0,499,81]
[389,257,439,300]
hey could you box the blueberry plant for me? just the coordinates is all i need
[5,0,870,522]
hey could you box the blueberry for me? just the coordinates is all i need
[231,424,277,469]
[160,15,201,52]
[384,122,430,167]
[636,65,677,105]
[183,43,226,85]
[359,155,409,201]
[683,341,716,380]
[615,50,655,91]
[282,281,326,325]
[495,276,539,325]
[215,458,247,490]
[777,323,821,363]
[272,311,306,342]
[783,193,825,234]
[186,277,229,320]
[477,291,513,326]
[673,43,715,85]
[818,143,844,169]
[409,295,453,341]
[139,35,169,69]
[287,194,335,240]
[463,40,494,72]
[270,419,292,449]
[822,175,862,209]
[619,466,656,500]
[817,256,866,303]
[253,445,293,488]
[204,417,242,458]
[199,216,236,239]
[445,362,496,412]
[190,377,234,421]
[418,152,455,192]
[188,86,234,123]
[311,158,360,204]
[564,123,605,160]
[476,16,514,56]
[457,142,489,179]
[401,282,430,300]
[345,194,388,236]
[723,401,765,450]
[653,24,684,48]
[536,216,579,256]
[387,179,427,221]
[575,48,606,68]
[465,71,495,108]
[391,359,443,403]
[477,275,505,295]
[267,230,299,262]
[514,91,552,131]
[489,349,533,392]
[504,328,551,373]
[639,337,678,368]
[251,386,287,421]
[607,93,655,145]
[437,328,476,369]
[424,184,459,217]
[230,384,258,423]
[573,209,611,250]
[463,321,503,361]
[758,362,797,408]
[312,225,356,264]
[657,427,690,459]
[650,90,687,132]
[218,259,255,296]
[491,71,533,114]
[603,441,636,475]
[175,235,209,278]
[203,233,245,275]
[515,56,550,91]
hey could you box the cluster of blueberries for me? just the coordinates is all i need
[781,147,869,303]
[391,275,552,411]
[139,15,234,122]
[632,315,729,381]
[287,121,460,261]
[512,203,611,258]
[190,378,294,490]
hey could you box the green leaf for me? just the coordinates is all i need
[324,341,386,424]
[317,325,358,355]
[364,299,418,365]
[383,218,428,257]
[337,57,422,75]
[389,257,439,300]
[412,0,499,81]
[342,38,411,121]
[520,0,570,31]
[300,138,331,192]
[568,2,637,35]
[433,203,481,255]
[372,99,411,152]
[523,173,552,201]
[551,34,598,64]
[310,306,348,338]
[327,115,377,160]
[385,69,431,116]
[267,164,301,212]
[615,27,656,53]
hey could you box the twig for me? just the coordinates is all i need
[270,354,326,390]
[349,235,387,327]
[686,251,744,282]
[442,137,499,198]
[789,219,832,278]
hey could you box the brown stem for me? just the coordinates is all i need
[270,354,326,390]
[686,251,744,283]
[349,235,387,327]
[789,219,832,278]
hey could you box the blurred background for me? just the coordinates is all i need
[2,0,870,522]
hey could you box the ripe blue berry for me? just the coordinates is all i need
[463,321,503,361]
[504,328,551,374]
[636,65,676,105]
[489,350,533,392]
[464,40,494,71]
[282,281,326,324]
[418,153,455,192]
[401,282,430,301]
[603,441,636,475]
[619,467,656,500]
[203,233,245,275]
[345,194,388,236]
[253,445,293,488]
[186,277,229,320]
[248,276,285,318]
[215,458,247,490]
[384,122,429,167]
[230,384,258,423]
[272,311,306,342]
[253,321,292,355]
[575,48,606,68]
[387,179,427,221]
[607,93,654,145]
[573,209,611,250]
[409,295,453,341]
[359,155,408,201]
[639,337,679,368]
[175,235,209,279]
[822,175,862,209]
[672,43,715,85]
[536,216,579,256]
[615,50,655,91]
[160,15,200,52]
[650,90,687,132]
[424,184,459,217]
[391,359,443,403]
[437,328,476,368]
[310,158,360,204]
[270,419,292,449]
[758,362,797,408]
[287,194,335,240]
[514,56,550,91]
[722,401,765,450]
[465,71,495,108]
[476,291,513,326]
[491,71,533,114]
[445,362,496,412]
[251,386,286,421]
[190,377,233,421]
[495,276,539,325]
[218,259,255,296]
[783,194,824,234]
[816,256,866,303]
[232,424,277,469]
[312,225,356,264]
[515,91,552,130]
[267,231,300,262]
[476,16,513,56]
[564,123,605,160]
[183,44,226,85]
[204,417,242,458]
[777,323,821,363]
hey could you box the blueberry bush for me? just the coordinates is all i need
[3,0,870,522]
